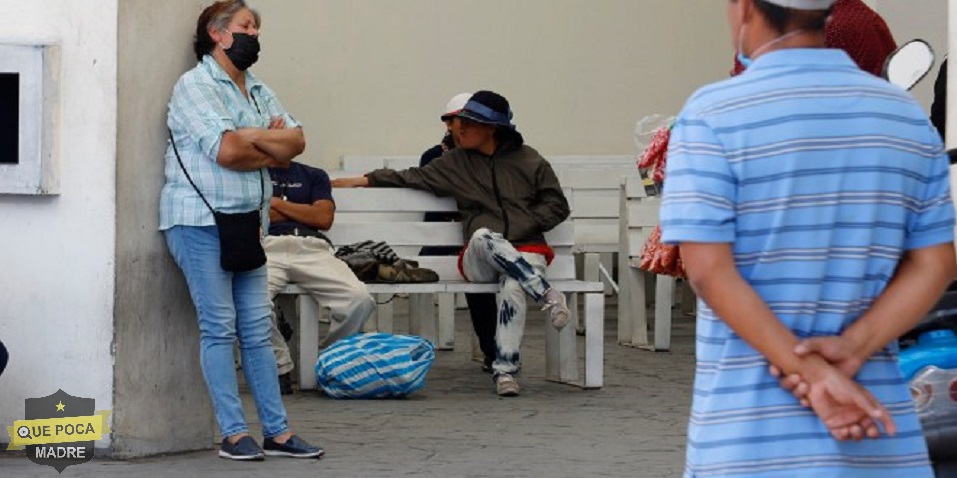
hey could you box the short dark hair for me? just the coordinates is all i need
[194,1,261,61]
[753,0,831,33]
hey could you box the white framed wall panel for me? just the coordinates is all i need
[0,43,59,194]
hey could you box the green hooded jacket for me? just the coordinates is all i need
[366,143,570,247]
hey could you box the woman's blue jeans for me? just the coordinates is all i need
[165,226,289,439]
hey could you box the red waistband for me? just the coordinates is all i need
[457,243,555,280]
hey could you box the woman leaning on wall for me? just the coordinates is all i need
[158,0,322,462]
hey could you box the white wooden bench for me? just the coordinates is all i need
[557,161,640,297]
[341,155,419,172]
[617,176,682,351]
[340,154,638,297]
[280,188,605,391]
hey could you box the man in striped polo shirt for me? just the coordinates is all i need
[661,0,956,476]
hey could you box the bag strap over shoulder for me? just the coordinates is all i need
[167,128,264,214]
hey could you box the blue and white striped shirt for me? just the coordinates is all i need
[661,49,953,478]
[159,55,300,230]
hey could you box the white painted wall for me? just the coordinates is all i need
[252,0,732,169]
[249,0,957,170]
[0,0,118,448]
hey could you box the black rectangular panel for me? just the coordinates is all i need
[0,73,19,164]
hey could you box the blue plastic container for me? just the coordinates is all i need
[899,330,957,381]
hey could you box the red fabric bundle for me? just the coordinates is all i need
[638,126,671,184]
[637,226,685,278]
[635,125,684,278]
[825,0,897,76]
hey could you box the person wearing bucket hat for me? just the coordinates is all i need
[448,90,519,130]
[731,0,896,76]
[333,90,571,397]
[419,93,500,373]
[661,0,954,476]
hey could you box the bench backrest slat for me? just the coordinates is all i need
[574,218,618,247]
[327,221,574,247]
[569,190,619,219]
[558,165,639,190]
[340,154,635,172]
[384,157,419,170]
[545,155,634,166]
[334,188,457,212]
[621,177,660,258]
[332,187,574,213]
[326,187,579,281]
[339,155,384,171]
[411,255,576,281]
[551,165,640,249]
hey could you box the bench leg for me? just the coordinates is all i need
[297,295,320,391]
[376,293,394,334]
[362,303,378,333]
[617,254,633,344]
[545,292,580,385]
[619,265,651,348]
[580,252,600,335]
[455,292,468,310]
[653,275,674,351]
[568,292,580,337]
[437,293,455,350]
[408,295,422,335]
[409,294,437,344]
[584,292,605,389]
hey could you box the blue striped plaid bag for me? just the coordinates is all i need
[315,333,435,398]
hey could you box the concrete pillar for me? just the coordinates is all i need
[111,0,214,458]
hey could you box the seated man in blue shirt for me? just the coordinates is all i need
[266,161,375,394]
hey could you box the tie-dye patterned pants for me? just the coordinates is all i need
[460,228,552,376]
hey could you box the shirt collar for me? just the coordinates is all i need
[748,48,858,71]
[201,54,264,91]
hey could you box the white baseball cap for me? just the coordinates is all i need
[441,92,472,121]
[763,0,835,9]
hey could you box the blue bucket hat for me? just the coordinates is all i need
[449,90,517,130]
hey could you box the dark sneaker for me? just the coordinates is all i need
[263,435,325,459]
[219,436,264,461]
[278,372,294,395]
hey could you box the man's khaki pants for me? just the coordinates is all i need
[264,235,375,375]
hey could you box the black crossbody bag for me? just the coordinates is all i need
[169,129,267,272]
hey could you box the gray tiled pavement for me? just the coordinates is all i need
[0,298,697,477]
